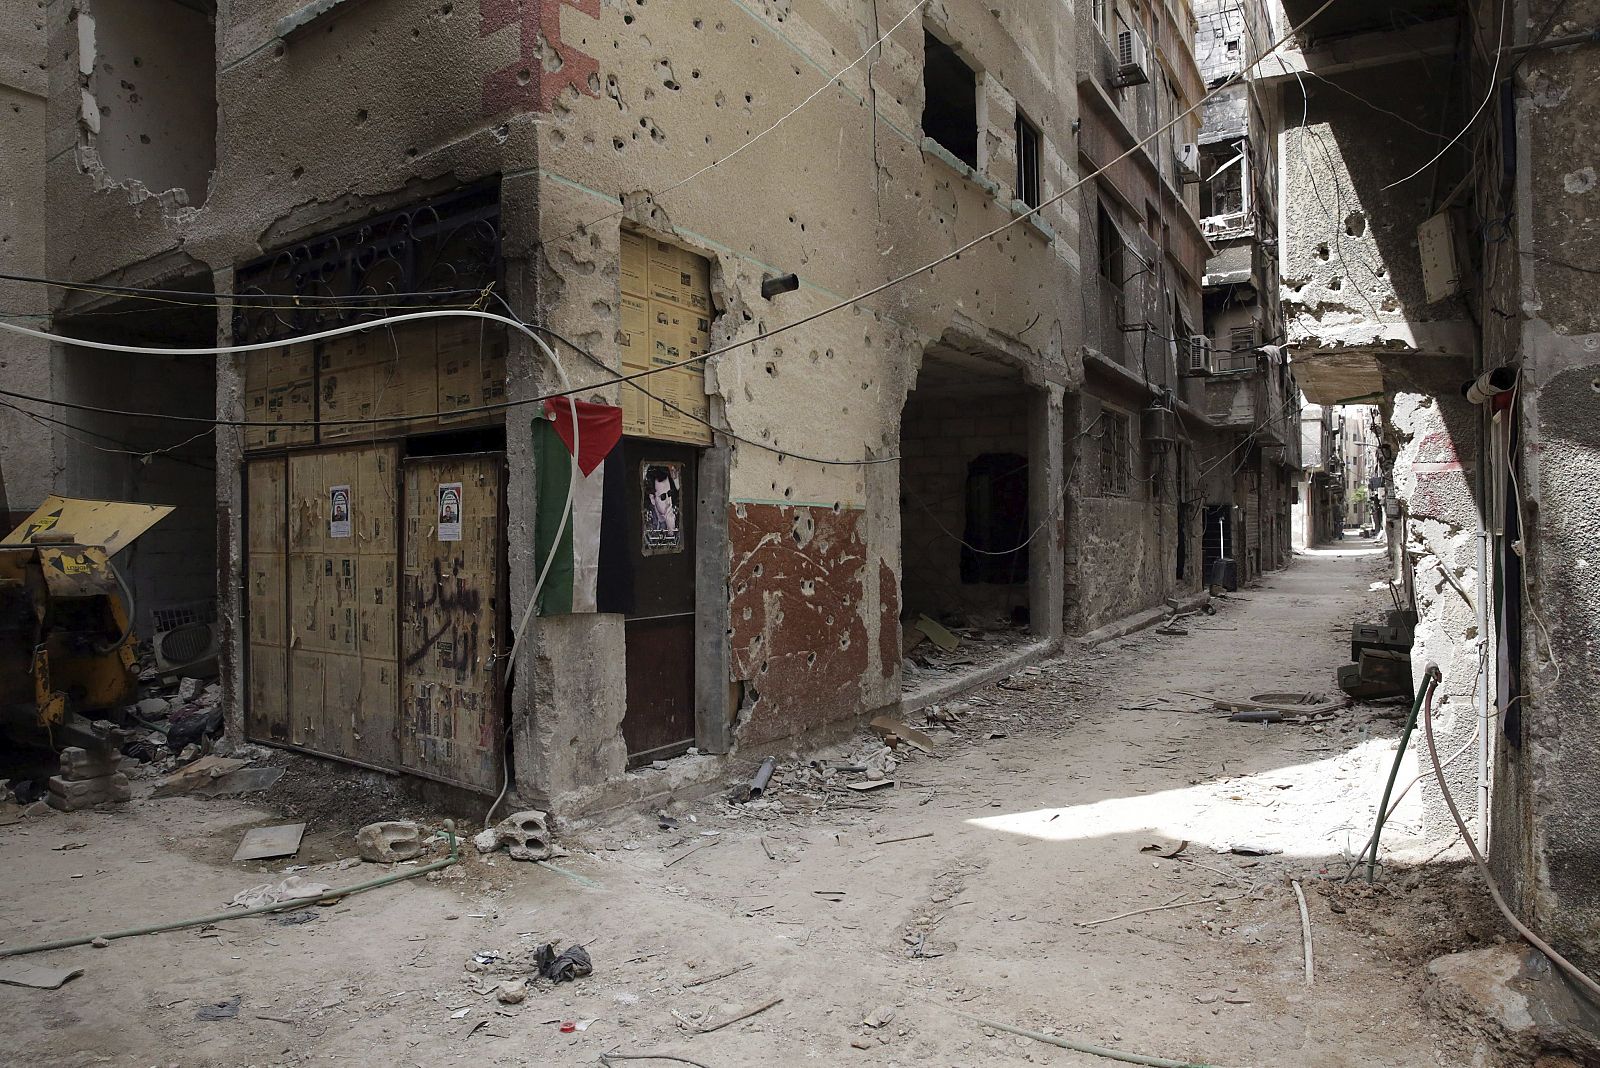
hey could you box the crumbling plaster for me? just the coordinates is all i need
[1387,388,1483,843]
[1278,67,1475,377]
[0,35,53,520]
[528,0,1082,751]
[36,0,1169,808]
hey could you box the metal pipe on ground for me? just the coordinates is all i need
[747,757,777,799]
[0,823,460,959]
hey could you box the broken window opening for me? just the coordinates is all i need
[1200,139,1249,228]
[922,30,978,169]
[960,453,1030,585]
[83,0,218,203]
[1015,109,1041,208]
[1098,410,1131,497]
[1097,201,1124,285]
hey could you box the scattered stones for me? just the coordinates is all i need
[473,811,560,862]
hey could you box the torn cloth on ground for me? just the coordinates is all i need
[228,875,331,909]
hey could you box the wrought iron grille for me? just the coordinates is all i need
[233,184,501,344]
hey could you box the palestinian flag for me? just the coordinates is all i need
[534,397,624,614]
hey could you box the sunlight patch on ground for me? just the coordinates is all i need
[967,736,1424,860]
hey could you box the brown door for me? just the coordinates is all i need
[622,439,697,764]
[400,453,505,793]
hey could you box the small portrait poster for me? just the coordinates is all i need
[438,482,463,542]
[641,461,684,555]
[328,485,352,539]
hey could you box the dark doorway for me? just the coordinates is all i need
[961,453,1030,584]
[622,438,698,764]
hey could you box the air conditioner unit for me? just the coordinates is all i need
[1177,143,1202,182]
[1113,29,1150,87]
[1183,334,1214,376]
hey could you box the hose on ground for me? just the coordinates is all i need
[1418,668,1600,1003]
[0,822,459,959]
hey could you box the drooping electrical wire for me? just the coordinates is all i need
[0,0,1346,446]
[1381,0,1509,191]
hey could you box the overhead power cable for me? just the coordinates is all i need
[0,0,1344,436]
[1381,0,1509,190]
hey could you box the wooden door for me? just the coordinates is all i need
[245,457,288,744]
[284,445,401,769]
[400,453,504,793]
[622,439,697,764]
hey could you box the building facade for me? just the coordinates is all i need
[1189,0,1299,585]
[1,0,1261,817]
[1267,0,1600,968]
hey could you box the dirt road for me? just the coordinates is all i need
[0,544,1498,1066]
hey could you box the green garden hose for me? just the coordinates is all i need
[0,822,459,959]
[1356,676,1439,882]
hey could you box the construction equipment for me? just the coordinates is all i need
[0,497,172,774]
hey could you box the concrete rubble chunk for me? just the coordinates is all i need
[355,820,427,863]
[495,810,553,862]
[1424,945,1600,1066]
[136,698,170,718]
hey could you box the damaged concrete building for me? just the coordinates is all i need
[1189,0,1301,587]
[1263,0,1600,969]
[1,0,1288,816]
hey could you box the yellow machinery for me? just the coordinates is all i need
[0,497,172,761]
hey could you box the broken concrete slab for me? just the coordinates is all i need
[195,766,285,797]
[233,823,306,862]
[1424,944,1600,1066]
[151,756,249,798]
[0,963,85,990]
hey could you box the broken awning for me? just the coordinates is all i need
[2,496,174,556]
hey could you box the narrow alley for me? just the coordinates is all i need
[0,547,1506,1066]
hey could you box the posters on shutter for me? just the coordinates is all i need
[329,485,352,539]
[438,482,463,541]
[641,461,684,555]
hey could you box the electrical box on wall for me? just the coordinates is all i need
[1417,210,1465,303]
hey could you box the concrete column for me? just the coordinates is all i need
[1510,322,1600,964]
[694,442,733,754]
[1029,381,1065,638]
[502,171,545,803]
[214,267,245,742]
[1389,388,1481,844]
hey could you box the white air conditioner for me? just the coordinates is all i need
[1183,334,1214,376]
[1113,29,1150,87]
[1177,143,1202,182]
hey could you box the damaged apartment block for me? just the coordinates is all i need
[2,0,1600,1062]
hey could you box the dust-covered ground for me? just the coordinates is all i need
[0,543,1508,1067]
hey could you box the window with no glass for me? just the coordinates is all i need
[1099,410,1131,497]
[923,31,979,169]
[1015,110,1041,208]
[1200,140,1248,221]
[1096,202,1124,284]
